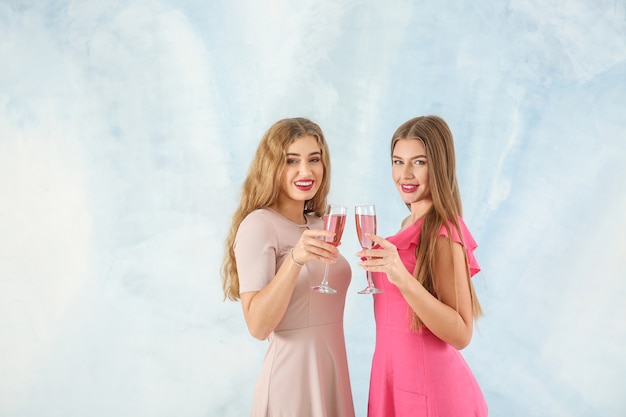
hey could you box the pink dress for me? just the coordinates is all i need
[368,217,487,417]
[235,209,355,417]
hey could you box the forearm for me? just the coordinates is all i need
[242,257,302,340]
[396,272,473,349]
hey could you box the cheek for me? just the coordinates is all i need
[314,164,325,179]
[391,166,402,181]
[280,167,294,185]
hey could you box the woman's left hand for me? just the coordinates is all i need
[356,234,407,287]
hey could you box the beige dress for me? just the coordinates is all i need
[235,208,355,417]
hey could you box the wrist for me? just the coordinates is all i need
[290,248,303,267]
[390,268,411,290]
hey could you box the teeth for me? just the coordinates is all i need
[296,181,313,186]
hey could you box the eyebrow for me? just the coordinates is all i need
[286,151,322,157]
[392,154,427,160]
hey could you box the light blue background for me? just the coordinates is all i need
[1,1,625,416]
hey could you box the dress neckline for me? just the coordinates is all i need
[265,208,310,229]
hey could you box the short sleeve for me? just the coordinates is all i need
[437,217,481,277]
[234,212,278,294]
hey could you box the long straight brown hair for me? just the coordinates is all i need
[391,116,483,329]
[221,118,331,301]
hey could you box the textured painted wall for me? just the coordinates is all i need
[1,1,625,416]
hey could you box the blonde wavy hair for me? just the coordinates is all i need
[391,115,483,329]
[221,118,331,301]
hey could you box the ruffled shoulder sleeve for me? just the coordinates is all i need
[387,218,424,250]
[437,217,480,277]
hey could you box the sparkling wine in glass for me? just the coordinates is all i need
[312,204,347,294]
[356,205,383,294]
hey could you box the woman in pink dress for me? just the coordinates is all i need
[221,118,355,417]
[357,115,488,416]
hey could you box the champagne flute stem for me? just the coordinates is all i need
[320,264,330,288]
[312,263,336,294]
[366,270,374,288]
[357,256,383,294]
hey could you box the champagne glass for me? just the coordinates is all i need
[312,204,347,294]
[355,205,383,294]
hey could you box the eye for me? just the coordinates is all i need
[392,159,403,165]
[414,159,426,166]
[309,157,321,163]
[286,158,298,164]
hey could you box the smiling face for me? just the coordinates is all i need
[277,135,324,208]
[392,138,432,210]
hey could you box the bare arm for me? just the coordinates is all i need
[240,256,303,340]
[358,235,474,349]
[240,229,338,340]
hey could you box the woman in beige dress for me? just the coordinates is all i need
[221,117,355,417]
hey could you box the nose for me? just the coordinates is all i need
[299,161,312,175]
[402,163,414,178]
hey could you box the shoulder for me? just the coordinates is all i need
[238,209,277,236]
[438,217,475,242]
[242,208,274,222]
[436,217,480,276]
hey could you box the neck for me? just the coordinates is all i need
[270,200,307,225]
[408,200,433,224]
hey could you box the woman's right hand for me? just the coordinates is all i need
[356,233,407,287]
[291,229,339,266]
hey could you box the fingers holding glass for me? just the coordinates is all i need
[296,230,338,264]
